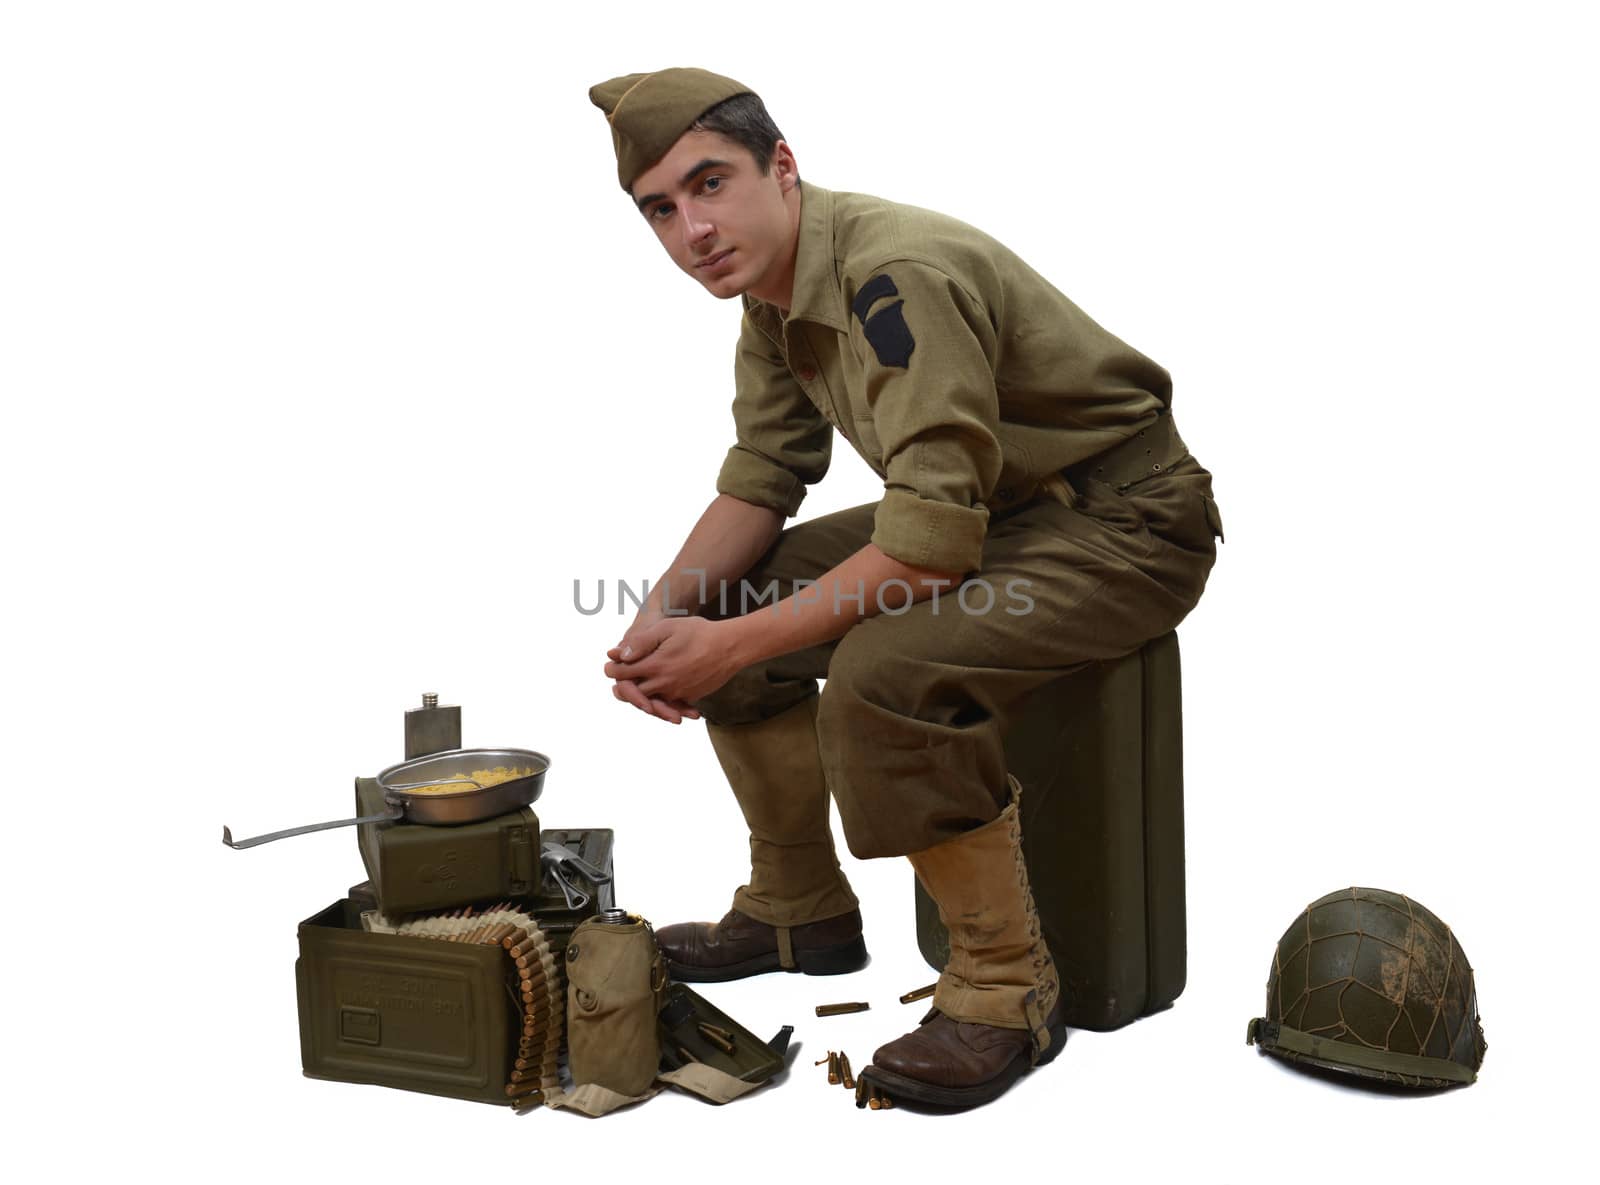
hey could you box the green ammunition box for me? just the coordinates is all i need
[355,777,541,915]
[350,827,614,951]
[301,828,617,1103]
[914,631,1187,1032]
[295,897,520,1105]
[658,984,789,1084]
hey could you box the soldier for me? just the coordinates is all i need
[593,67,1223,1109]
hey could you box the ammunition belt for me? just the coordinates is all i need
[386,904,565,1110]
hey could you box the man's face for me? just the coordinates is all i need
[630,129,799,303]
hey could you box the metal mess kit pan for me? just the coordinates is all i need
[222,748,551,850]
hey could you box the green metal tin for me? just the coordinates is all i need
[295,897,520,1105]
[915,631,1187,1032]
[349,827,615,952]
[355,776,541,915]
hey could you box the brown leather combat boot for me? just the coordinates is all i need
[858,775,1064,1109]
[661,696,867,981]
[656,906,867,982]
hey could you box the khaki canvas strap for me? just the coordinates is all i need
[1023,989,1051,1066]
[543,1064,766,1116]
[657,1062,767,1105]
[543,1080,662,1117]
[774,925,796,970]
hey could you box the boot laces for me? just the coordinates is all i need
[1008,806,1058,1012]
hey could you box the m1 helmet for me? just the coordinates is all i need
[1246,886,1486,1088]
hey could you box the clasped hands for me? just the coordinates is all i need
[604,612,741,725]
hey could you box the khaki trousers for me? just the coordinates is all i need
[692,455,1222,858]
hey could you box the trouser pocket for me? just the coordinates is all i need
[1202,494,1225,544]
[1123,456,1222,554]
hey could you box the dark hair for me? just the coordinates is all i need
[690,92,800,183]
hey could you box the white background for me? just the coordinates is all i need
[3,1,1595,1180]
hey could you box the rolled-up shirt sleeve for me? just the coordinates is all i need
[715,307,833,517]
[851,261,1004,573]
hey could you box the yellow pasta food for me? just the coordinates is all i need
[402,766,538,795]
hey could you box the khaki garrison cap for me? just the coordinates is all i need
[589,67,754,191]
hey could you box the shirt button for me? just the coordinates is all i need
[797,365,817,382]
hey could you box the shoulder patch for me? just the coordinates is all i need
[851,273,899,323]
[851,273,915,368]
[862,301,915,368]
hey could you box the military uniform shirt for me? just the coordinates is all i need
[715,182,1175,574]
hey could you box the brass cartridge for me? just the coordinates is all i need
[815,1002,870,1017]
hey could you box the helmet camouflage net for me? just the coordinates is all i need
[1247,886,1486,1089]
